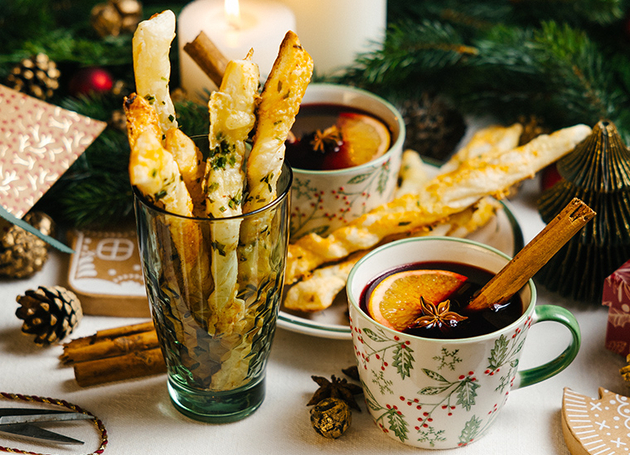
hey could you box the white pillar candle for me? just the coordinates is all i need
[178,0,296,103]
[278,0,386,76]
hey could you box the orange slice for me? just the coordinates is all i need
[323,112,390,170]
[367,269,468,331]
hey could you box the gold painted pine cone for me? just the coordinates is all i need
[310,398,352,439]
[0,212,54,279]
[16,286,83,346]
[5,53,60,100]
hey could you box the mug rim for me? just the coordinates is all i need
[133,162,293,221]
[290,82,406,175]
[347,236,537,344]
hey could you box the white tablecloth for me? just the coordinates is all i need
[0,176,626,454]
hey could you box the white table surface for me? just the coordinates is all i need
[0,175,627,455]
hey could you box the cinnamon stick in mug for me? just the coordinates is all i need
[467,197,595,311]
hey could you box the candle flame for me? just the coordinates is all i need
[224,0,241,29]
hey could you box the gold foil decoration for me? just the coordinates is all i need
[537,120,630,303]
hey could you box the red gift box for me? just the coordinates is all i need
[603,259,630,356]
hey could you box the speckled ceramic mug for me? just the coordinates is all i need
[347,237,581,449]
[289,83,405,239]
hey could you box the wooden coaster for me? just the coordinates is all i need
[562,387,630,454]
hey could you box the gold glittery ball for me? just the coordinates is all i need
[310,398,352,439]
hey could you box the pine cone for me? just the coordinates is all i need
[16,286,83,346]
[5,53,60,100]
[0,212,54,279]
[399,93,466,162]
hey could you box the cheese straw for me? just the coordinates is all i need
[285,124,592,285]
[128,15,311,395]
[239,31,313,284]
[132,10,178,133]
[204,54,259,338]
[214,32,313,390]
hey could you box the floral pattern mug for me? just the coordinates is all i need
[289,83,405,239]
[347,237,581,449]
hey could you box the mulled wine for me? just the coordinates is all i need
[285,103,391,171]
[360,261,524,339]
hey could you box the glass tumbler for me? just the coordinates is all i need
[134,165,292,423]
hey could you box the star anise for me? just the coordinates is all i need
[310,126,343,153]
[307,374,363,411]
[341,365,360,381]
[408,297,467,330]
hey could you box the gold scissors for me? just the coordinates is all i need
[0,407,94,445]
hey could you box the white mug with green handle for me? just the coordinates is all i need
[347,236,581,449]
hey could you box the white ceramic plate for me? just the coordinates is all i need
[277,171,524,340]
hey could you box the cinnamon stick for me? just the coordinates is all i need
[89,321,155,340]
[61,321,165,386]
[63,321,155,350]
[61,330,160,364]
[183,31,229,88]
[467,197,595,311]
[73,347,166,387]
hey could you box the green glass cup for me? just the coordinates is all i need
[134,165,292,423]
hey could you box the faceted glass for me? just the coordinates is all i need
[134,166,292,422]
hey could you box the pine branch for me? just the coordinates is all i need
[388,0,514,29]
[338,20,476,96]
[0,29,133,71]
[338,16,630,141]
[36,169,135,228]
[7,0,630,229]
[457,21,630,136]
[533,22,620,122]
[510,0,627,26]
[388,0,628,28]
[0,0,57,50]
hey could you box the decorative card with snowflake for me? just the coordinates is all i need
[67,230,149,317]
[0,84,106,251]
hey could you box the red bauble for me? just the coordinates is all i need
[68,67,114,96]
[540,162,563,191]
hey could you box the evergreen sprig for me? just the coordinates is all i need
[387,0,627,29]
[4,0,630,228]
[339,0,630,142]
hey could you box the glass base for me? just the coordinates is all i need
[167,376,266,423]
